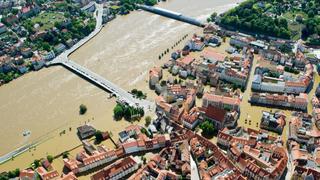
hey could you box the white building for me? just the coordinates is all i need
[230,35,251,48]
[41,51,55,61]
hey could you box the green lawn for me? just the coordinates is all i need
[288,22,303,40]
[281,11,307,40]
[282,11,307,21]
[31,12,65,31]
[110,5,120,10]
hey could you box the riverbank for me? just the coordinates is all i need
[0,0,243,171]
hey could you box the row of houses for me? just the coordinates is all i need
[252,64,313,94]
[259,47,317,69]
[90,156,139,180]
[286,81,320,176]
[170,46,253,89]
[250,92,308,111]
[202,92,241,112]
[287,112,320,177]
[154,82,241,131]
[129,132,194,179]
[189,133,245,179]
[0,50,55,74]
[19,159,77,180]
[155,33,255,91]
[64,125,170,175]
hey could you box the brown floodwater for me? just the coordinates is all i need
[0,0,243,171]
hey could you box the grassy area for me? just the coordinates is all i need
[282,11,307,21]
[288,22,303,40]
[31,12,65,31]
[110,5,120,10]
[281,11,306,40]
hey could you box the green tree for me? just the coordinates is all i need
[47,155,54,163]
[131,89,138,94]
[7,168,20,178]
[138,107,144,117]
[136,90,144,98]
[145,0,157,6]
[113,104,124,120]
[79,104,87,115]
[208,12,217,22]
[12,9,19,15]
[279,43,292,53]
[62,152,69,159]
[199,119,215,136]
[42,42,51,51]
[160,80,166,86]
[145,116,151,127]
[95,130,104,142]
[33,159,41,168]
[123,106,132,120]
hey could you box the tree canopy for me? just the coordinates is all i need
[219,0,320,41]
[113,103,144,121]
[199,119,215,136]
[79,104,87,115]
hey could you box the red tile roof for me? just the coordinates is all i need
[202,49,226,62]
[204,105,226,122]
[91,156,137,180]
[21,6,31,14]
[20,169,35,179]
[203,93,241,106]
[177,56,195,66]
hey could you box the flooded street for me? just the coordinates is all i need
[0,0,243,170]
[238,54,320,141]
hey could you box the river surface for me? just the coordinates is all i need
[0,0,243,169]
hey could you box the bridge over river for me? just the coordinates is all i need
[137,4,205,27]
[46,3,153,110]
[1,2,207,164]
[46,3,203,110]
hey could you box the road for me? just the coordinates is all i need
[47,3,104,65]
[61,59,153,109]
[46,3,154,111]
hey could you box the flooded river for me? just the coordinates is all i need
[0,0,243,170]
